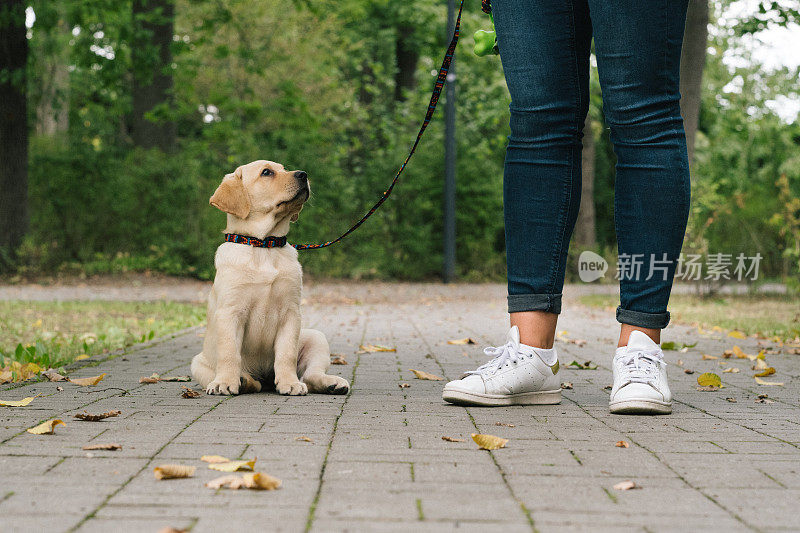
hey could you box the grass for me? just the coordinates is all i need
[0,300,205,372]
[580,293,800,340]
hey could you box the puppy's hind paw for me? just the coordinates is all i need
[277,381,308,396]
[206,377,240,395]
[326,376,350,395]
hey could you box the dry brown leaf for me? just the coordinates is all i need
[82,443,122,451]
[409,369,444,381]
[41,369,67,382]
[243,472,281,490]
[0,396,37,407]
[722,349,733,359]
[696,386,720,392]
[200,455,230,464]
[74,410,121,422]
[755,376,784,386]
[295,436,313,442]
[398,383,410,388]
[447,337,477,345]
[755,394,774,404]
[471,433,508,450]
[181,386,201,398]
[684,369,695,374]
[330,356,348,365]
[160,376,191,382]
[153,464,196,479]
[560,382,573,390]
[615,441,629,448]
[139,373,161,384]
[27,419,64,435]
[495,422,516,427]
[613,480,639,491]
[701,354,718,360]
[358,344,396,353]
[69,374,106,386]
[158,528,187,533]
[725,397,737,403]
[209,458,256,472]
[732,346,749,359]
[442,436,465,442]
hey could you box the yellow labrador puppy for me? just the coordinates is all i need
[191,160,350,396]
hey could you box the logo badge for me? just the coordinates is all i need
[578,251,608,283]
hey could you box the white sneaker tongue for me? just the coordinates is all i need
[627,330,659,351]
[507,326,521,350]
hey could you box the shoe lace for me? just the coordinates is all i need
[465,342,520,376]
[618,349,665,384]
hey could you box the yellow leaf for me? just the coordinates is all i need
[74,354,90,361]
[209,458,256,472]
[754,368,776,377]
[732,346,748,359]
[755,377,784,386]
[728,330,747,339]
[69,373,106,386]
[242,472,281,490]
[712,326,724,332]
[615,441,629,448]
[32,319,42,328]
[200,455,230,464]
[447,337,477,345]
[409,369,444,381]
[471,433,508,450]
[756,349,766,360]
[153,464,196,479]
[697,373,722,388]
[27,419,64,435]
[701,354,718,360]
[358,344,396,353]
[0,396,37,407]
[21,362,42,375]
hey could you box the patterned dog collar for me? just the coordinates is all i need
[224,233,287,248]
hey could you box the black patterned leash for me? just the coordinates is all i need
[293,0,465,250]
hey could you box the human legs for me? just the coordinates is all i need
[493,0,592,348]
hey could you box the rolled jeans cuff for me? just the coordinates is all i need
[616,307,670,329]
[508,293,562,314]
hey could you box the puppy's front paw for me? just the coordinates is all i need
[206,376,240,395]
[276,380,308,396]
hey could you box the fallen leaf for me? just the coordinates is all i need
[684,369,695,374]
[209,458,257,472]
[139,373,161,384]
[753,358,770,370]
[754,367,776,377]
[0,396,37,407]
[447,337,477,345]
[442,436,465,442]
[82,443,122,450]
[27,419,64,435]
[295,436,313,442]
[495,422,516,427]
[701,354,718,360]
[200,455,230,464]
[615,441,629,448]
[330,356,347,365]
[697,372,722,388]
[158,528,187,533]
[728,330,747,339]
[181,386,202,398]
[409,369,444,381]
[755,377,784,386]
[398,383,410,388]
[205,474,244,489]
[567,360,598,370]
[603,385,612,390]
[755,394,774,404]
[69,374,106,386]
[358,344,396,353]
[676,359,684,366]
[74,354,90,361]
[243,472,281,490]
[154,464,196,479]
[732,346,748,359]
[613,480,639,491]
[471,433,508,450]
[723,368,740,373]
[41,369,67,382]
[661,341,677,350]
[725,397,737,403]
[696,386,720,392]
[160,376,191,382]
[74,410,121,422]
[722,350,733,359]
[560,382,573,390]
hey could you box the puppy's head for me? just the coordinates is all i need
[210,160,310,223]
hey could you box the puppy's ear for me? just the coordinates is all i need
[210,167,251,219]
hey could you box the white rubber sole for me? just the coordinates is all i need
[442,388,562,407]
[609,398,672,415]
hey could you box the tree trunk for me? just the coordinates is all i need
[0,0,29,257]
[575,117,596,248]
[131,0,176,150]
[394,24,419,102]
[679,0,708,165]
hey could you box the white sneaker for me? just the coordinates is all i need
[609,330,672,414]
[442,326,562,406]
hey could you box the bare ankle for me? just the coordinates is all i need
[510,311,558,349]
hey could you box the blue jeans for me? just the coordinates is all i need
[494,0,691,329]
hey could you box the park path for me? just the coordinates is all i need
[2,282,799,532]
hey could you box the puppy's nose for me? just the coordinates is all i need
[294,171,308,183]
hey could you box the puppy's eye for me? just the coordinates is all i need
[261,168,273,177]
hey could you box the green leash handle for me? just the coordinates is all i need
[473,13,498,56]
